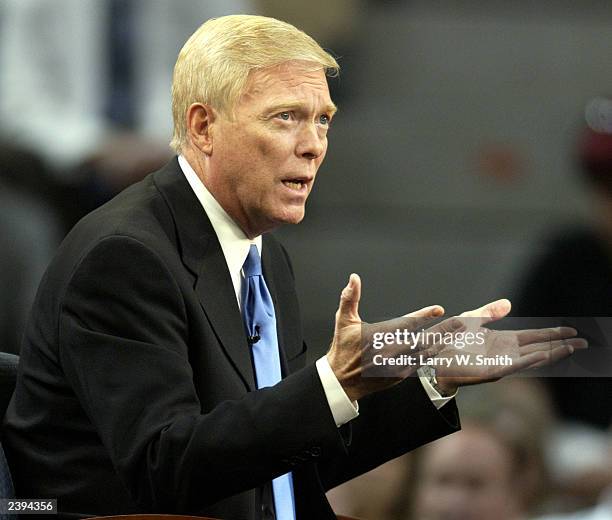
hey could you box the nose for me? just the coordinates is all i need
[296,123,325,160]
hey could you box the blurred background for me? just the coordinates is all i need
[1,0,611,518]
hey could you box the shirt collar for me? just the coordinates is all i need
[178,155,262,303]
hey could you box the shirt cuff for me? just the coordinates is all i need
[315,356,359,427]
[418,369,456,409]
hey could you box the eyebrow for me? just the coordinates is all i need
[265,101,338,117]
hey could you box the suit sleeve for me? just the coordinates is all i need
[58,235,346,512]
[317,376,460,491]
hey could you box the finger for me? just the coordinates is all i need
[403,305,445,319]
[518,343,576,370]
[516,327,578,347]
[392,305,450,340]
[519,337,588,356]
[459,298,511,327]
[336,273,362,324]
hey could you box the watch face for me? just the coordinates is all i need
[421,366,436,379]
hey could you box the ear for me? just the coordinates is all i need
[186,103,216,155]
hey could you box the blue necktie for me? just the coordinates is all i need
[241,244,296,520]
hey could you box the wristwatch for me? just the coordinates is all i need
[420,366,450,397]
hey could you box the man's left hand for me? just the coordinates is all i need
[432,299,588,395]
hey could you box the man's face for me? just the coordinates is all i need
[414,427,522,520]
[206,61,336,237]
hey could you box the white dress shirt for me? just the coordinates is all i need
[178,155,454,428]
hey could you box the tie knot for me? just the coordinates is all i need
[243,244,263,277]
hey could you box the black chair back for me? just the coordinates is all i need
[0,353,18,419]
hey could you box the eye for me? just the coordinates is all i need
[277,111,291,121]
[318,114,331,125]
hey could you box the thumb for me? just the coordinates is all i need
[336,273,362,324]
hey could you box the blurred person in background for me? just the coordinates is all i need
[513,98,612,431]
[0,0,254,230]
[412,423,529,520]
[512,98,612,511]
[410,380,554,520]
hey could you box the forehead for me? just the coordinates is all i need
[239,62,334,110]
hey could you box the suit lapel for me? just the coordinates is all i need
[195,244,256,390]
[262,236,305,375]
[153,159,256,390]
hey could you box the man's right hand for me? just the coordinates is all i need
[326,273,452,402]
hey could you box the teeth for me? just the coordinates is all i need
[283,181,303,190]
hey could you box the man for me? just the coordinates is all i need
[413,422,531,520]
[3,15,582,520]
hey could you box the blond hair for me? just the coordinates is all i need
[170,15,339,154]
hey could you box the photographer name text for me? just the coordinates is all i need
[372,353,513,367]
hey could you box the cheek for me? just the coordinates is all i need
[255,133,276,155]
[243,135,285,174]
[220,138,268,185]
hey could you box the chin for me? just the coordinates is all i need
[275,208,306,226]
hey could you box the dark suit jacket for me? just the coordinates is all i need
[3,158,459,519]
